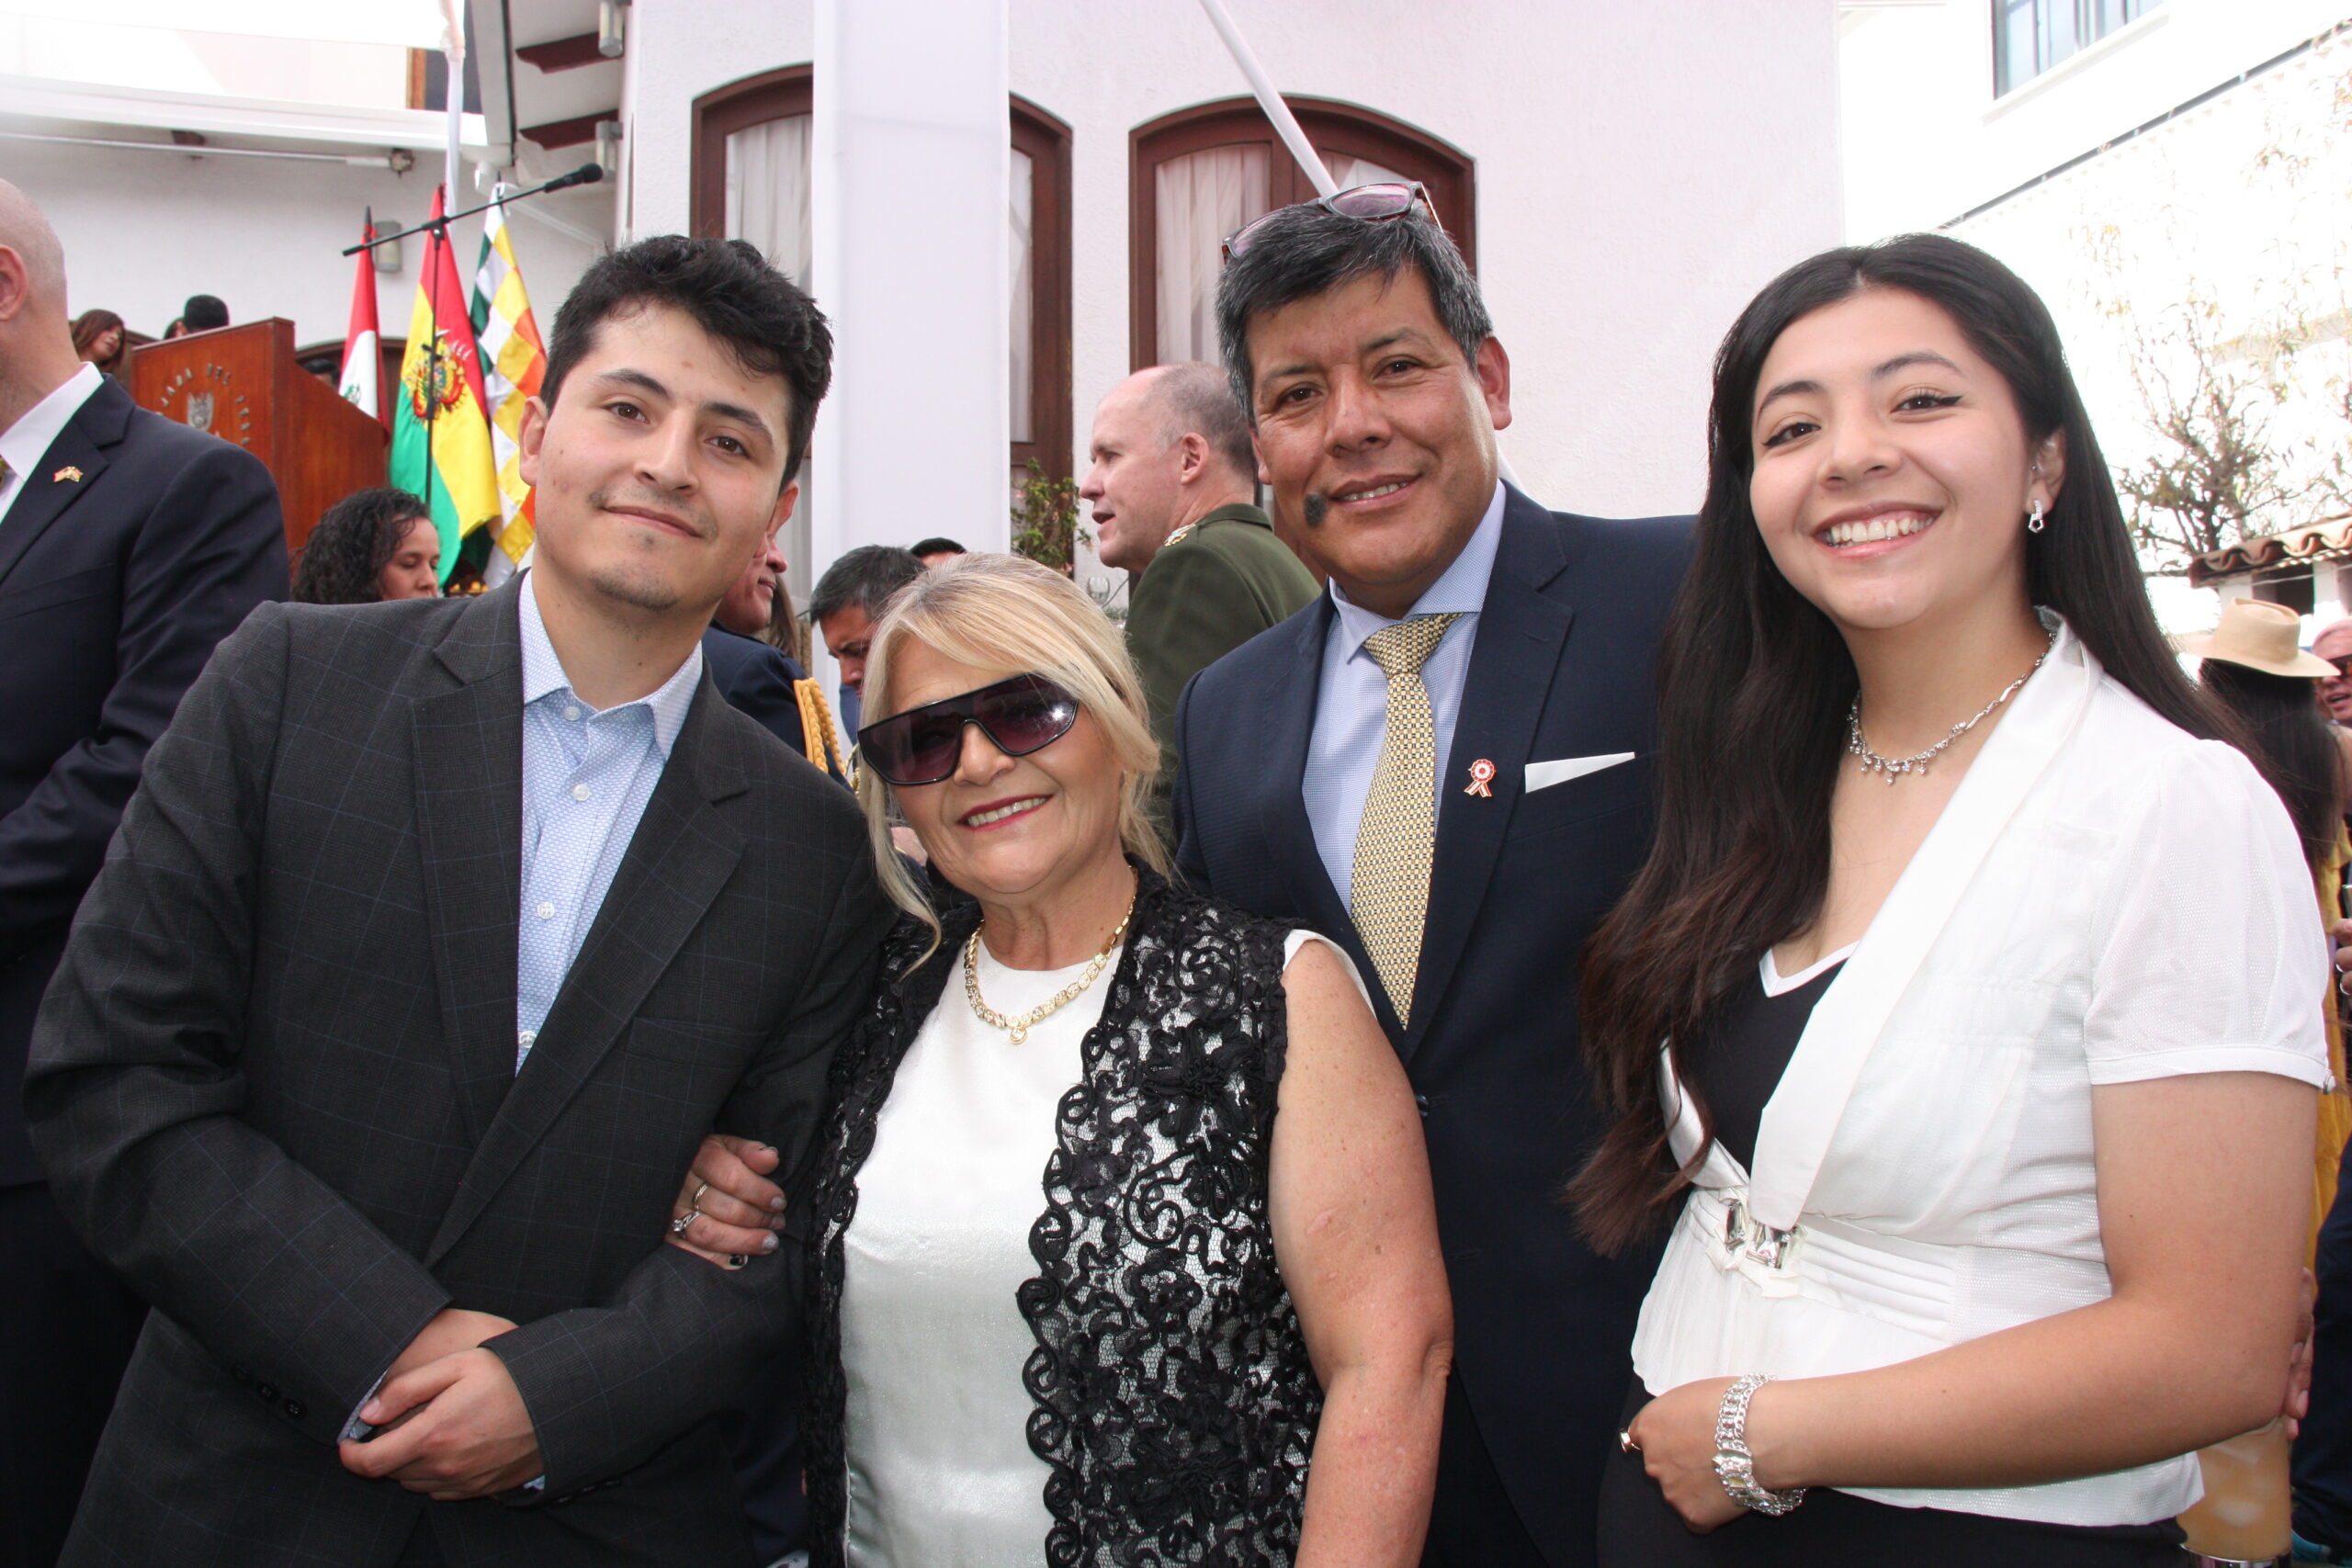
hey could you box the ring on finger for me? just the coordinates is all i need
[1619,1428,1639,1454]
[669,1205,701,1236]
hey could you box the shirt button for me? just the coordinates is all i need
[518,1030,537,1049]
[536,901,555,920]
[563,705,581,721]
[571,783,592,802]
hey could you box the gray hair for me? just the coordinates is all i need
[1215,204,1491,421]
[1146,362,1255,482]
[808,543,923,625]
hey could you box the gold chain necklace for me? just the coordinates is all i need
[964,898,1136,1045]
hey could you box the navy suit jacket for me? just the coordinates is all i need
[1172,484,1690,1565]
[0,376,286,1184]
[701,626,848,786]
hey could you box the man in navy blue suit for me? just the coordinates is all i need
[1170,195,1690,1567]
[0,179,286,1567]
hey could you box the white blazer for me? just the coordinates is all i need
[1632,616,2332,1527]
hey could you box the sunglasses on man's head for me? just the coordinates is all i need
[1222,181,1440,261]
[856,672,1081,787]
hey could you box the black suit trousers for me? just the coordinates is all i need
[0,1179,145,1568]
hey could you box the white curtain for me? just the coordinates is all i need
[1329,153,1407,192]
[1009,147,1034,446]
[1155,145,1270,365]
[725,113,814,603]
[727,114,813,286]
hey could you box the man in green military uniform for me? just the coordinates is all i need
[1081,363,1318,822]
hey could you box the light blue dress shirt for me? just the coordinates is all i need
[1302,480,1508,908]
[515,572,703,1067]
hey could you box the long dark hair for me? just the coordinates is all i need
[292,487,431,605]
[2200,660,2346,870]
[71,309,126,376]
[1570,233,2232,1256]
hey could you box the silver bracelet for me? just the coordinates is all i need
[1713,1373,1806,1516]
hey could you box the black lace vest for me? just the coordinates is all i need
[802,870,1322,1567]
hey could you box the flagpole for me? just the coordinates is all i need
[440,0,466,218]
[1193,0,1335,197]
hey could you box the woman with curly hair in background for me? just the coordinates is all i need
[291,486,440,605]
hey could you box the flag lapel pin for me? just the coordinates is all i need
[52,465,83,483]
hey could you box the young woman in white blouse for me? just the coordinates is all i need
[1578,232,2328,1564]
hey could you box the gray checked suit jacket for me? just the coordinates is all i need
[24,579,891,1567]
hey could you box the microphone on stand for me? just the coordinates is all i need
[539,164,605,194]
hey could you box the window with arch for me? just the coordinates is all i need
[1128,97,1476,375]
[688,71,1075,589]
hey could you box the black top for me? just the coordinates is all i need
[1693,956,1845,1172]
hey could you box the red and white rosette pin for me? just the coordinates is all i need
[1464,758,1497,798]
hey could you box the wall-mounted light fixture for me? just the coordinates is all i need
[598,0,628,58]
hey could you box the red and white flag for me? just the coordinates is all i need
[339,210,383,426]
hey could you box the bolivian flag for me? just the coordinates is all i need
[393,186,502,585]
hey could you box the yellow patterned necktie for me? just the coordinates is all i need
[1351,612,1464,1023]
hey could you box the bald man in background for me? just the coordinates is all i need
[1080,364,1317,819]
[0,181,285,1566]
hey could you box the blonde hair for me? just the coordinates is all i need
[856,552,1170,955]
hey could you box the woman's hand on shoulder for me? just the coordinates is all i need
[1623,1380,1750,1533]
[664,1133,787,1269]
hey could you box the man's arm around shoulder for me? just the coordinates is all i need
[25,604,453,1448]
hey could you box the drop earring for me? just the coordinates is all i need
[2027,498,2046,535]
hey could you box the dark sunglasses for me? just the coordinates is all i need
[1222,181,1439,260]
[2329,655,2352,678]
[857,672,1081,787]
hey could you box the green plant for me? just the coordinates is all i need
[1011,459,1088,575]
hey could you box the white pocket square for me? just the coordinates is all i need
[1525,752,1634,793]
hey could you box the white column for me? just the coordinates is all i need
[810,0,1011,581]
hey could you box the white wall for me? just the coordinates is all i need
[1840,0,2352,635]
[625,0,1843,545]
[1841,0,2346,242]
[16,136,598,357]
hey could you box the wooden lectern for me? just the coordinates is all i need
[130,319,389,555]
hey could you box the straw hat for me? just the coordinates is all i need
[2175,598,2336,678]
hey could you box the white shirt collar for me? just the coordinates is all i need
[518,570,705,759]
[0,362,103,484]
[1329,478,1509,646]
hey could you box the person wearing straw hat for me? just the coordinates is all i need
[2183,599,2352,1568]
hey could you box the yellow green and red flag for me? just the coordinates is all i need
[469,191,546,587]
[393,186,501,585]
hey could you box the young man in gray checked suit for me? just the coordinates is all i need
[25,236,890,1566]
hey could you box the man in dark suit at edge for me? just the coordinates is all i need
[1170,197,1691,1566]
[27,235,890,1565]
[704,508,847,784]
[0,179,288,1568]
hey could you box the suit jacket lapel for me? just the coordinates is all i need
[0,379,127,591]
[411,582,527,1148]
[1261,598,1385,1021]
[1406,489,1575,1059]
[426,680,749,1265]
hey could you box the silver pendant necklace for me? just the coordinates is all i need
[1846,634,2053,785]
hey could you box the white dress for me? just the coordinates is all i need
[839,929,1352,1568]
